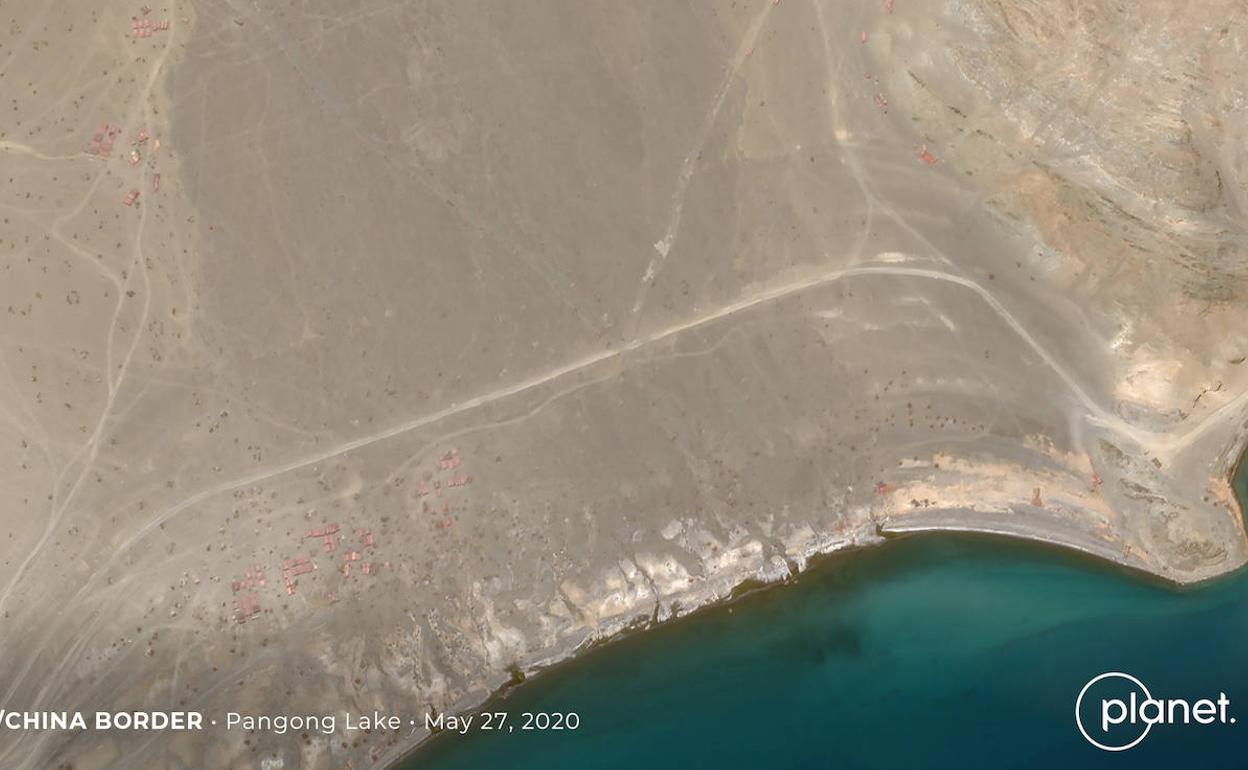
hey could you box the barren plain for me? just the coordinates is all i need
[2,0,1248,768]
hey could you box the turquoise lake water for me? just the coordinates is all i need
[407,471,1248,769]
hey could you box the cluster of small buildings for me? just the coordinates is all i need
[130,13,170,39]
[422,499,451,515]
[437,448,462,470]
[417,447,478,527]
[305,523,341,553]
[340,528,380,577]
[419,449,473,497]
[230,564,266,624]
[89,80,167,206]
[342,559,368,576]
[231,564,266,593]
[233,592,261,624]
[87,123,120,156]
[92,123,161,206]
[228,521,396,617]
[281,556,316,595]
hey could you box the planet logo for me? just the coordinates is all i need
[1075,672,1235,751]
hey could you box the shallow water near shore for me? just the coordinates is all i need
[406,475,1248,769]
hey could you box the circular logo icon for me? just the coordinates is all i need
[1075,671,1153,751]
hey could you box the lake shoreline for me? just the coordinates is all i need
[387,444,1248,768]
[384,509,1244,769]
